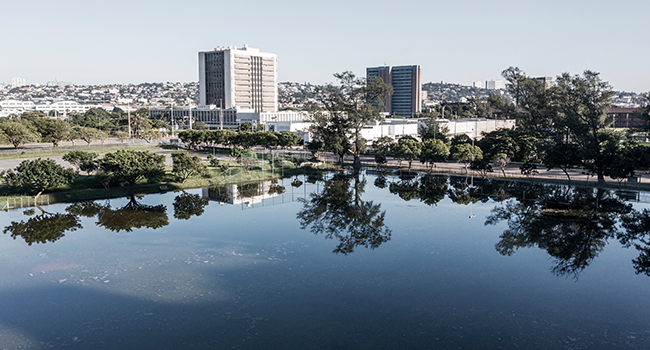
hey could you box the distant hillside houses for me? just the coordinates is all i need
[0,99,112,118]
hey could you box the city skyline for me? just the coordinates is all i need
[2,0,649,92]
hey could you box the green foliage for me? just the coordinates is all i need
[98,150,165,186]
[307,139,324,159]
[519,161,539,177]
[0,121,38,148]
[171,152,207,183]
[308,71,391,166]
[74,126,103,145]
[452,143,483,173]
[394,136,421,171]
[29,118,71,147]
[493,153,511,177]
[230,146,243,158]
[418,112,450,143]
[238,121,253,132]
[279,131,301,148]
[63,150,99,174]
[420,139,449,170]
[3,158,77,196]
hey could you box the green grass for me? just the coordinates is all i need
[0,144,165,160]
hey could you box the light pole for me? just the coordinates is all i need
[170,102,175,138]
[127,103,132,144]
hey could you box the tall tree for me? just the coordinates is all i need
[553,70,615,183]
[308,71,391,169]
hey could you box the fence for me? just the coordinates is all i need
[1,195,50,210]
[0,142,151,157]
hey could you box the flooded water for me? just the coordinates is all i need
[1,171,649,349]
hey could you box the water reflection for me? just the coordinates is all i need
[95,196,168,232]
[5,171,650,279]
[173,192,209,220]
[3,211,82,245]
[297,173,392,255]
[204,180,285,206]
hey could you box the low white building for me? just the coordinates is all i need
[0,99,108,118]
[439,118,516,139]
[150,106,307,130]
[35,101,97,115]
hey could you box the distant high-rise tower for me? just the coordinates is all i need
[367,65,421,117]
[532,77,553,89]
[11,77,26,87]
[199,45,277,112]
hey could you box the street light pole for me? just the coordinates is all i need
[127,103,132,144]
[171,102,175,137]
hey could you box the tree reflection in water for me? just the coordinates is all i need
[173,192,209,220]
[96,195,168,232]
[485,185,634,278]
[3,209,82,245]
[620,209,650,276]
[297,173,392,255]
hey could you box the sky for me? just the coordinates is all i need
[2,0,649,92]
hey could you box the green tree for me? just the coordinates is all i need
[171,152,207,183]
[420,139,449,170]
[62,150,99,174]
[493,153,510,177]
[308,71,391,169]
[553,70,615,183]
[238,121,253,132]
[307,139,324,160]
[394,136,421,172]
[418,112,450,143]
[501,67,556,131]
[279,131,300,149]
[372,136,394,170]
[74,126,102,146]
[3,158,77,198]
[0,121,38,148]
[452,143,483,173]
[98,150,165,186]
[29,118,71,147]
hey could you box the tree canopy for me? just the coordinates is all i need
[98,150,165,186]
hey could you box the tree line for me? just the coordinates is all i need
[306,69,650,182]
[0,107,170,148]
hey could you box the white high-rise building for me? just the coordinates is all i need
[198,45,277,112]
[485,80,505,90]
[11,77,26,87]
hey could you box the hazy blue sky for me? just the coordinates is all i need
[2,0,648,92]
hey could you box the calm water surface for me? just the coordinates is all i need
[1,171,649,349]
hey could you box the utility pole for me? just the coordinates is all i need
[127,103,132,144]
[171,102,174,137]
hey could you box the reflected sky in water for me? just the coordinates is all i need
[0,172,649,349]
